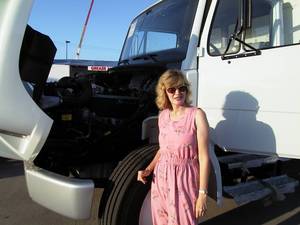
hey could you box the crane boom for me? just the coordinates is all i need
[76,0,94,59]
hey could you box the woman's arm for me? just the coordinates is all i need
[145,149,161,172]
[195,108,210,218]
[137,149,161,184]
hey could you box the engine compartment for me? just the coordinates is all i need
[18,25,168,178]
[33,66,164,177]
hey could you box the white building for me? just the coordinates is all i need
[48,59,117,81]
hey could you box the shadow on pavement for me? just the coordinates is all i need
[0,158,24,179]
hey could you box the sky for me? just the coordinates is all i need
[28,0,158,61]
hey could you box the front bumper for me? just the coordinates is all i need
[24,163,94,219]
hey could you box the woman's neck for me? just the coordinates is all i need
[170,105,187,116]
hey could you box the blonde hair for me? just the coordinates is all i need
[155,69,192,110]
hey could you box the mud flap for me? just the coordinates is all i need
[208,142,223,206]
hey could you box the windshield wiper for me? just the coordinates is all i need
[118,53,159,66]
[132,53,158,62]
[119,59,130,65]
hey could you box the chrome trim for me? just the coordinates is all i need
[24,163,94,219]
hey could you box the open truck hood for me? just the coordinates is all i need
[0,0,55,161]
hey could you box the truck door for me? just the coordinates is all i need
[198,0,300,159]
[0,1,53,161]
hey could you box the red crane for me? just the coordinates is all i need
[76,0,94,59]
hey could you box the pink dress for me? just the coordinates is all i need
[151,107,199,225]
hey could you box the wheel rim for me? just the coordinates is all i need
[138,190,153,225]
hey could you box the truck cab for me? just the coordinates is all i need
[0,0,299,224]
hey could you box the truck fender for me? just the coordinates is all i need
[141,116,158,144]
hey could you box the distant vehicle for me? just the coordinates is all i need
[0,0,299,225]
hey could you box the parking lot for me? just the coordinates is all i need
[0,158,299,225]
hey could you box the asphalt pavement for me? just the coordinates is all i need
[0,158,299,225]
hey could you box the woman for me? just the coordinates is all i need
[137,69,210,225]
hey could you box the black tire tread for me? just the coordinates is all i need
[99,144,158,225]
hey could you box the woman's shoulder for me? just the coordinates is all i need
[158,108,169,120]
[187,106,206,117]
[159,108,169,115]
[194,107,209,128]
[187,106,207,123]
[194,107,206,117]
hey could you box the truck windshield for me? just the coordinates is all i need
[119,0,199,63]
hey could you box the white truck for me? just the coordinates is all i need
[0,0,299,224]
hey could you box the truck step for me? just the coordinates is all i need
[218,153,288,169]
[223,174,299,205]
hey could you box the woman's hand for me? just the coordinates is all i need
[137,169,152,184]
[195,194,208,219]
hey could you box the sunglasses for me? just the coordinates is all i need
[166,86,187,94]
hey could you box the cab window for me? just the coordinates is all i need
[208,0,300,56]
[245,0,300,49]
[208,0,240,56]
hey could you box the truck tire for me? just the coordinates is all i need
[99,144,158,225]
